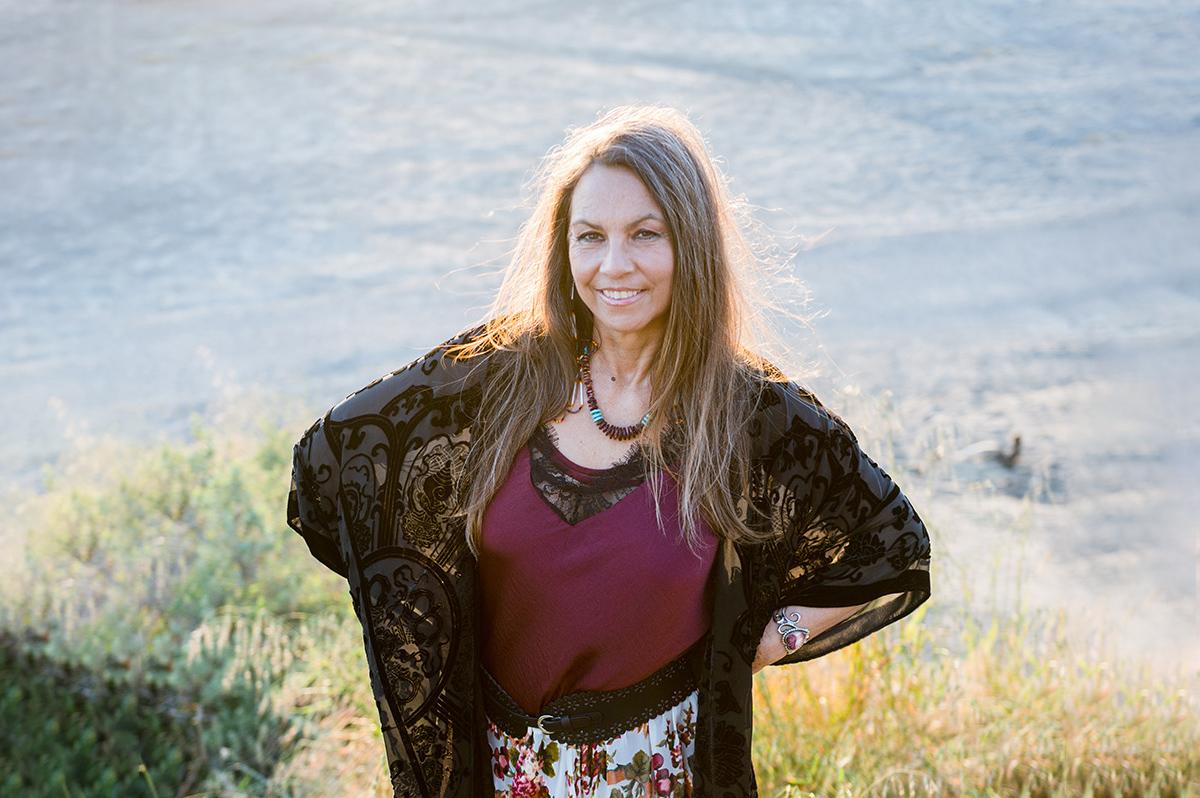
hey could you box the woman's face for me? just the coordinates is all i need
[567,163,674,345]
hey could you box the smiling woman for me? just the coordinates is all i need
[287,104,931,797]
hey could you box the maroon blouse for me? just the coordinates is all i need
[478,424,719,715]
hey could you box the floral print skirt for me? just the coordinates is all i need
[485,687,698,797]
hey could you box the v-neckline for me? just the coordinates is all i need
[525,424,647,526]
[535,422,643,477]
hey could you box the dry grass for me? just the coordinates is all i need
[752,604,1199,797]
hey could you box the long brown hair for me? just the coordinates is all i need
[445,104,799,558]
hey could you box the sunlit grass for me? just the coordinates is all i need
[753,603,1198,796]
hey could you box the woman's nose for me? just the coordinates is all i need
[599,240,634,275]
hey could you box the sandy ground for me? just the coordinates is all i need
[1,0,1196,672]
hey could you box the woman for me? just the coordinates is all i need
[287,105,931,797]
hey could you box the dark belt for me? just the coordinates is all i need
[481,634,708,746]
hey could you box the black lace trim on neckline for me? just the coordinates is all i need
[526,424,647,526]
[531,423,646,485]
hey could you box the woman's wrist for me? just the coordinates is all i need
[751,632,785,673]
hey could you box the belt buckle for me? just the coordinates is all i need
[536,714,556,734]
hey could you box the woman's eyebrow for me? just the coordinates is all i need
[570,213,664,229]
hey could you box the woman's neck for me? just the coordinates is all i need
[590,327,663,390]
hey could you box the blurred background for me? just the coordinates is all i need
[1,1,1197,795]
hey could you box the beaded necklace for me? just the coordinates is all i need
[578,341,651,441]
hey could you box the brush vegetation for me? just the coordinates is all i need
[0,404,1195,797]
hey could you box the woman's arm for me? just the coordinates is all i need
[751,602,871,674]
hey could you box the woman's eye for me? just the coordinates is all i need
[575,230,661,243]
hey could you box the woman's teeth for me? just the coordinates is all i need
[600,289,643,300]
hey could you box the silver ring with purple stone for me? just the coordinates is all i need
[773,607,810,654]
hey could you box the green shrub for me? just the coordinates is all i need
[0,627,194,797]
[0,407,361,797]
[4,414,346,674]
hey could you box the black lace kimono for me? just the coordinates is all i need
[286,323,932,797]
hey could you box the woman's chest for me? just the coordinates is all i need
[478,441,717,590]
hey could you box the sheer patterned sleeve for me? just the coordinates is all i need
[764,385,931,666]
[287,410,349,579]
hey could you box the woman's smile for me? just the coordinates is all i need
[598,288,646,305]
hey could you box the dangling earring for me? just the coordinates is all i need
[566,369,587,415]
[568,280,578,341]
[565,279,586,414]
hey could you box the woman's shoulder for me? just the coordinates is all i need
[741,360,854,446]
[326,320,499,426]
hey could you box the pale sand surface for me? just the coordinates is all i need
[1,0,1196,671]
